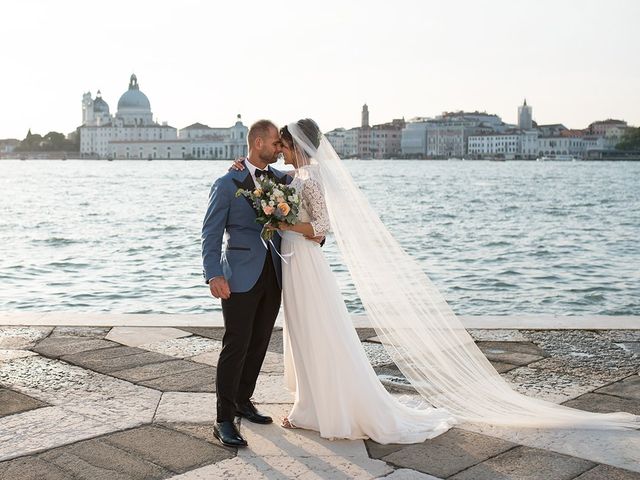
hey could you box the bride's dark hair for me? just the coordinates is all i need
[280,118,321,150]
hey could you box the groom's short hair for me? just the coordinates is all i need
[248,120,278,147]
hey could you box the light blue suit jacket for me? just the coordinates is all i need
[201,166,291,293]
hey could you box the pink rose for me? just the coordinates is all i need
[262,205,275,215]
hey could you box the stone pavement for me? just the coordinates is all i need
[0,319,639,479]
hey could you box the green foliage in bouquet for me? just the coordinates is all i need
[236,176,301,241]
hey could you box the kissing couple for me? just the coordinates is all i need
[202,118,639,448]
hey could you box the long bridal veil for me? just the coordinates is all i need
[287,121,639,430]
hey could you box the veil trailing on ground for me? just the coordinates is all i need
[287,121,639,430]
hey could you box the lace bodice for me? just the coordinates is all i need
[290,176,330,236]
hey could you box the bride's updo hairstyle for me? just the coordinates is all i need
[280,118,321,151]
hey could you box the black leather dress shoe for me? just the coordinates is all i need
[213,421,248,447]
[236,401,273,424]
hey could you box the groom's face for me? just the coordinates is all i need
[258,127,282,164]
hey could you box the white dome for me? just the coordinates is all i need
[117,74,151,111]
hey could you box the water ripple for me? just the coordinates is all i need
[0,159,639,316]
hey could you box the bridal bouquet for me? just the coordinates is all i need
[236,176,301,241]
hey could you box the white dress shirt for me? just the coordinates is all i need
[243,159,269,188]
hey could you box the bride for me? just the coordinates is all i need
[235,118,638,443]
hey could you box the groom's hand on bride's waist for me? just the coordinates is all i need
[304,235,325,246]
[209,276,231,300]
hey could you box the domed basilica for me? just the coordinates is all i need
[80,74,247,160]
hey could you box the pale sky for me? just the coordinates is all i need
[1,0,638,139]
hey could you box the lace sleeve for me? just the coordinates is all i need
[302,179,330,236]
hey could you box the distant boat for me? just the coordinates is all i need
[537,154,580,162]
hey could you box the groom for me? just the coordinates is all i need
[202,120,290,448]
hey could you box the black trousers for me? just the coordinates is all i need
[216,251,281,422]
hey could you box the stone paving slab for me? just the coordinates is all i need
[168,454,393,480]
[0,326,52,349]
[563,392,640,415]
[0,456,70,480]
[476,341,547,366]
[615,342,640,356]
[38,436,173,479]
[109,359,209,383]
[574,464,640,479]
[381,470,443,479]
[362,342,393,367]
[380,468,442,480]
[158,423,224,449]
[502,366,604,403]
[138,336,222,359]
[251,375,294,404]
[448,445,596,480]
[595,330,640,342]
[154,393,217,423]
[33,337,120,359]
[0,388,48,418]
[376,427,517,478]
[594,374,640,400]
[176,327,225,341]
[526,356,638,385]
[468,329,529,342]
[136,366,216,392]
[0,405,116,462]
[0,355,159,408]
[0,349,37,362]
[49,326,110,338]
[490,361,520,373]
[101,424,232,474]
[106,326,192,347]
[457,420,640,473]
[61,346,176,373]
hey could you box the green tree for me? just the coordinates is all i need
[616,127,640,150]
[43,131,74,151]
[15,129,77,152]
[15,129,43,151]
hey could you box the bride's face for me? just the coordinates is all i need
[281,140,298,168]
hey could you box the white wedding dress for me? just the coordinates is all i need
[280,174,457,443]
[274,120,637,443]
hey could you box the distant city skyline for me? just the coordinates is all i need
[1,0,638,139]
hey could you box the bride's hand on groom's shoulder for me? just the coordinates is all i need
[228,158,246,171]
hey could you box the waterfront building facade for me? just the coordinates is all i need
[424,112,502,158]
[331,102,627,161]
[79,74,247,159]
[325,127,359,158]
[537,136,585,156]
[467,130,540,159]
[588,119,628,137]
[358,119,405,159]
[400,119,430,157]
[0,139,19,154]
[468,132,523,158]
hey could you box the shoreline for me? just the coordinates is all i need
[2,156,640,162]
[1,312,639,329]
